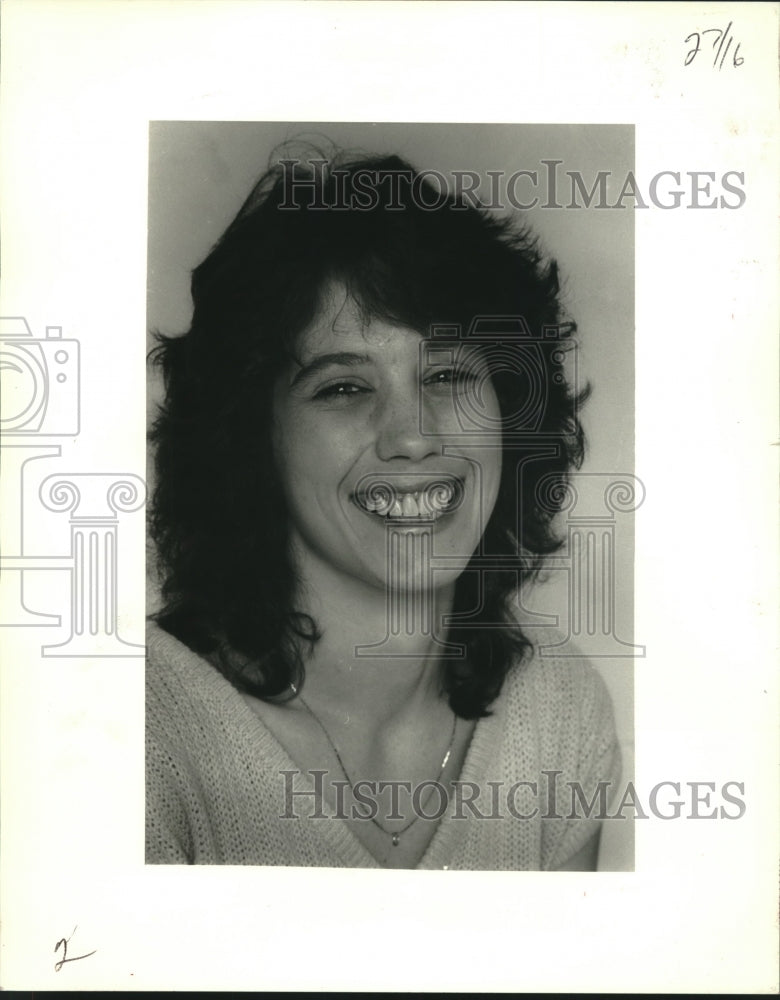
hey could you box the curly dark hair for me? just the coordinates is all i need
[148,146,588,720]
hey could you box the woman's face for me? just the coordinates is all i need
[272,292,503,597]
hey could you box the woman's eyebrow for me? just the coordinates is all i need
[289,351,372,389]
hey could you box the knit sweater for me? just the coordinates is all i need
[146,622,621,869]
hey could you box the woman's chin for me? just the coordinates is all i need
[351,560,463,598]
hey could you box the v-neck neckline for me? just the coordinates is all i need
[154,624,509,869]
[233,680,507,869]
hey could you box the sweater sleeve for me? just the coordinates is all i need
[542,658,622,870]
[145,645,205,864]
[145,721,197,864]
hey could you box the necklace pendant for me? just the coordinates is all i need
[392,833,400,847]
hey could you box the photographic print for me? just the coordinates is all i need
[1,2,777,993]
[144,122,637,873]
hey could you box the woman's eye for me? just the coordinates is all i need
[425,368,480,393]
[312,381,369,401]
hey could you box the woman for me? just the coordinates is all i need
[146,147,620,870]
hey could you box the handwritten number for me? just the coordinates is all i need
[702,22,731,69]
[683,32,700,66]
[54,937,69,972]
[54,926,97,972]
[685,21,743,68]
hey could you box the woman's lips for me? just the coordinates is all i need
[352,477,465,521]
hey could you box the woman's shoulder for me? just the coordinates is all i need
[147,619,208,693]
[500,630,622,803]
[145,619,243,735]
[503,629,617,735]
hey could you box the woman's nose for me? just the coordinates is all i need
[374,390,440,463]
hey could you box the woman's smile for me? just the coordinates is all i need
[351,474,464,522]
[271,289,502,594]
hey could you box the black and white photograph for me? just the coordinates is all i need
[144,122,636,872]
[1,2,777,993]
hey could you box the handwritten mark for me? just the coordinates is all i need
[54,925,96,972]
[684,21,743,69]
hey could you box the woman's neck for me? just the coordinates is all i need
[292,568,457,727]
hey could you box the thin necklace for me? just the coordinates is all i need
[291,685,457,847]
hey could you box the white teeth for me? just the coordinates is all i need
[402,494,419,517]
[358,482,459,520]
